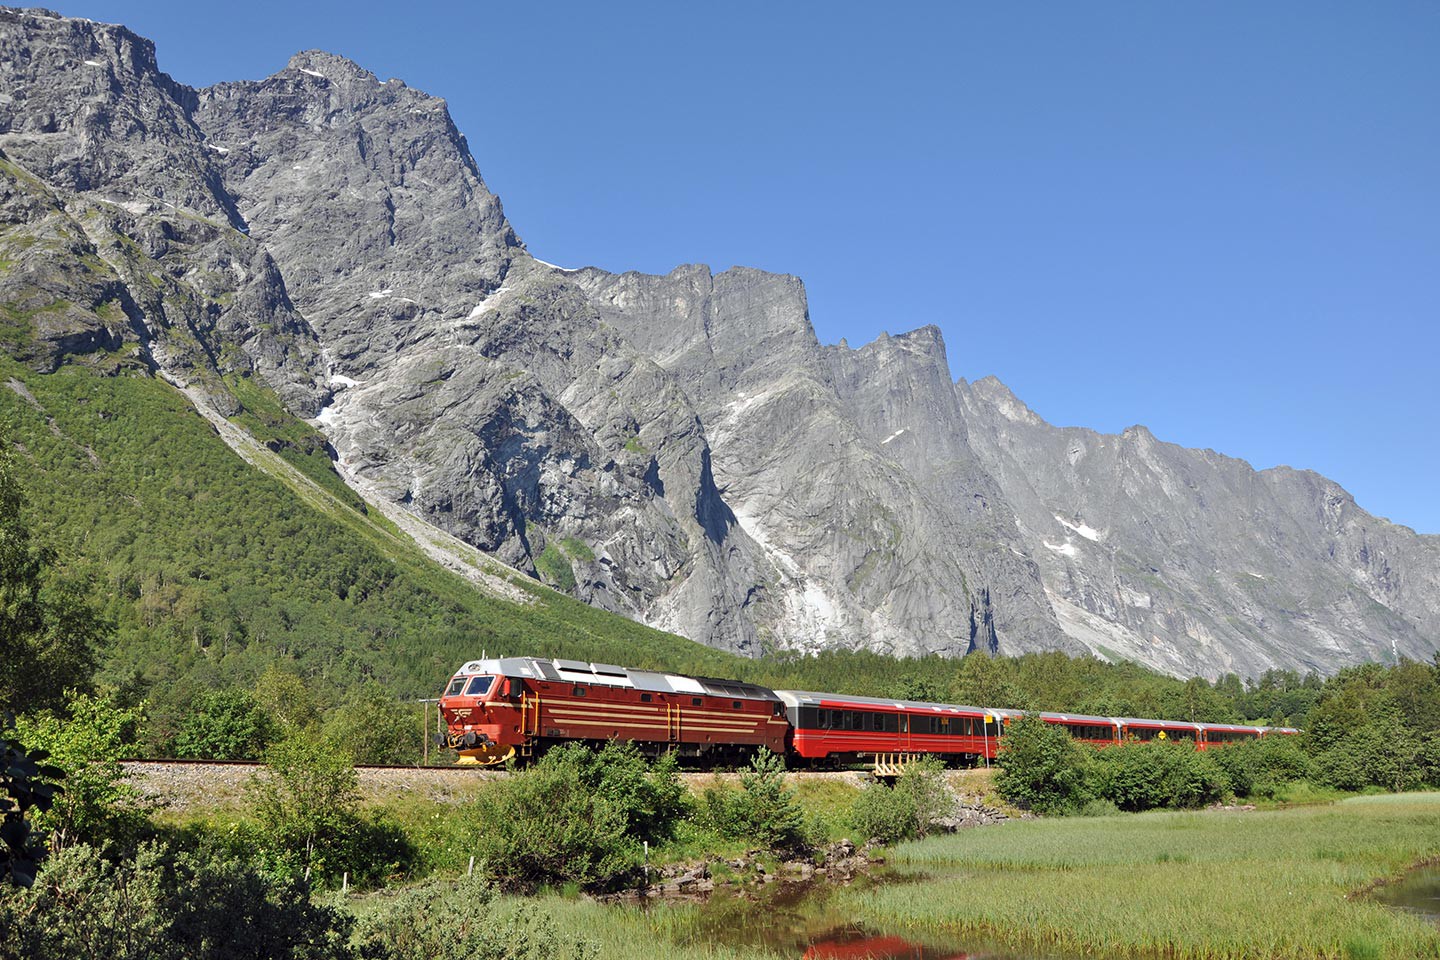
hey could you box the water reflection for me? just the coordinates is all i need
[655,872,1060,959]
[803,927,1018,959]
[1374,864,1440,923]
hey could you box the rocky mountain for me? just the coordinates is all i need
[2,8,1436,678]
[958,378,1440,677]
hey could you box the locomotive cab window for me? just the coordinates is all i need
[464,676,494,697]
[446,676,467,696]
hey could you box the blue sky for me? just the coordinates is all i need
[60,2,1440,533]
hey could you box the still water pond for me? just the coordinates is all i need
[1374,864,1440,923]
[647,871,1070,960]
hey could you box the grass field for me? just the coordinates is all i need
[858,792,1440,960]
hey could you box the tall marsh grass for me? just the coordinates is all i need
[857,793,1440,959]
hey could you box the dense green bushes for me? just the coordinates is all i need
[12,691,151,850]
[698,749,807,850]
[243,732,414,889]
[1209,733,1313,798]
[465,741,688,892]
[997,720,1251,814]
[848,757,952,844]
[992,714,1095,814]
[0,843,593,960]
[351,874,596,960]
[0,842,353,960]
[175,688,275,760]
[1090,740,1227,812]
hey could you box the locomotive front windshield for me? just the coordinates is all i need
[444,675,496,697]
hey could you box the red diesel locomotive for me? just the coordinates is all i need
[437,656,788,765]
[437,657,1297,767]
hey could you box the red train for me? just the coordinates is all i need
[436,656,1298,767]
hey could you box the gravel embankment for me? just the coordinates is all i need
[121,761,507,811]
[121,762,1000,814]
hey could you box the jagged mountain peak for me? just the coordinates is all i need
[285,49,381,84]
[844,323,947,358]
[962,374,1045,427]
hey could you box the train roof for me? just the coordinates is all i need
[775,690,1297,735]
[774,690,1023,719]
[452,657,779,701]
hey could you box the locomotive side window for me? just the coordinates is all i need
[464,676,494,697]
[573,686,587,697]
[640,693,652,702]
[692,697,703,706]
[732,701,743,710]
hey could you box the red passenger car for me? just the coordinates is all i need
[1038,712,1121,746]
[776,690,1022,766]
[438,657,789,765]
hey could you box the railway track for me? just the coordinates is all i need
[122,758,483,772]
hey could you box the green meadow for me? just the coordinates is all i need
[853,793,1440,960]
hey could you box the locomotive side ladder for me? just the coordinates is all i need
[519,690,542,759]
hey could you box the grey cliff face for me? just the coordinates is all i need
[574,268,1068,657]
[2,9,1436,676]
[957,376,1440,676]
